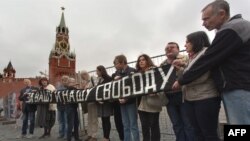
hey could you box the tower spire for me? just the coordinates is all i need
[53,7,70,55]
[3,61,16,79]
[7,61,13,69]
[59,7,66,27]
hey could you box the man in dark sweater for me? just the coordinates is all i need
[113,54,140,141]
[173,0,250,125]
[18,79,38,139]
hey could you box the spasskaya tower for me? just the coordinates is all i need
[49,7,76,86]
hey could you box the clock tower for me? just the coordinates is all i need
[49,7,76,86]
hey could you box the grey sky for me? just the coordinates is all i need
[0,0,249,78]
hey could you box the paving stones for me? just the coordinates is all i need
[0,106,226,141]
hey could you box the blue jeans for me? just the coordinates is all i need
[58,109,68,137]
[167,92,195,141]
[120,102,140,141]
[22,111,35,135]
[66,105,79,141]
[184,97,221,141]
[222,89,250,124]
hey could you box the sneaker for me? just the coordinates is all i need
[26,134,34,139]
[16,134,26,139]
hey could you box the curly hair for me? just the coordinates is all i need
[135,54,156,71]
[38,77,49,86]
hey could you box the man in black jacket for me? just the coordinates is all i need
[18,79,38,138]
[173,0,250,124]
[111,62,124,141]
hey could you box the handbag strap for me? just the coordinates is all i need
[90,76,95,86]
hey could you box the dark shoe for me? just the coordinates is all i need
[39,134,46,139]
[102,138,110,141]
[84,136,91,141]
[89,138,97,141]
[57,136,64,139]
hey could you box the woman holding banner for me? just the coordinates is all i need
[96,65,113,141]
[173,31,221,141]
[136,54,162,141]
[80,70,98,141]
[36,77,56,139]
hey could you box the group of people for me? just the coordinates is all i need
[18,76,82,141]
[170,0,250,141]
[17,0,250,141]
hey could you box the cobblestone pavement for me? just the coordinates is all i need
[0,106,226,141]
[0,107,176,141]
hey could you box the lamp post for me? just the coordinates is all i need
[39,70,48,78]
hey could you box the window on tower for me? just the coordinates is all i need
[62,27,65,33]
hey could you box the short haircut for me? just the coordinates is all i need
[202,0,230,17]
[61,75,69,81]
[24,79,31,85]
[80,70,90,80]
[167,42,179,50]
[68,77,76,84]
[69,77,76,83]
[186,31,211,53]
[114,54,127,65]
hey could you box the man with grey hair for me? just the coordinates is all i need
[173,0,250,125]
[18,79,38,139]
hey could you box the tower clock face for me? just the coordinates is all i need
[59,41,68,52]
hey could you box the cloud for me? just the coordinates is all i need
[0,0,249,77]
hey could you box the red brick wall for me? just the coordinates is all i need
[49,55,75,86]
[0,78,39,98]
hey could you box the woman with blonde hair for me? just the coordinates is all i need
[80,70,98,141]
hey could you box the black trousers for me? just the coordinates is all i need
[184,97,221,141]
[113,102,124,140]
[139,110,160,141]
[102,116,111,139]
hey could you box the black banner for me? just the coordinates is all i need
[26,65,175,104]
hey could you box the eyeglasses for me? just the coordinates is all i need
[114,62,120,65]
[166,46,177,50]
